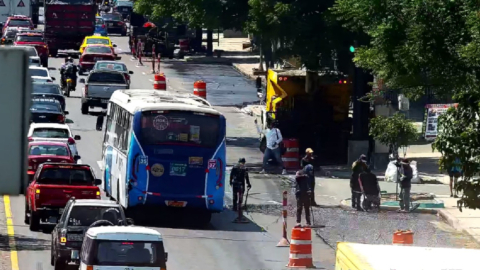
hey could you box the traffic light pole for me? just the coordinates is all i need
[348,41,372,165]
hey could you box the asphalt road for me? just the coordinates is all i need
[2,35,478,270]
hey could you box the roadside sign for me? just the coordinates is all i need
[17,0,25,7]
[0,0,5,6]
[0,47,32,195]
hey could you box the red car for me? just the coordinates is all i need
[14,33,49,67]
[79,45,117,74]
[27,141,79,181]
[2,15,34,34]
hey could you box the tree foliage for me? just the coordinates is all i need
[369,113,418,150]
[334,0,480,209]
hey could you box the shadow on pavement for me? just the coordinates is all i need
[226,137,259,148]
[0,234,50,251]
[136,209,267,233]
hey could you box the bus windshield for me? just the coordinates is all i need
[140,111,219,148]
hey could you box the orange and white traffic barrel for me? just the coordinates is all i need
[393,230,414,245]
[282,138,300,170]
[154,73,166,90]
[287,227,314,268]
[194,80,207,99]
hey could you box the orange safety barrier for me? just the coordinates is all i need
[392,230,414,245]
[282,139,300,170]
[154,73,166,90]
[277,191,290,247]
[287,227,315,268]
[194,80,207,99]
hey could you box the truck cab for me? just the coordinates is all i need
[24,163,102,231]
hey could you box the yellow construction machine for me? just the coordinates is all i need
[256,69,351,164]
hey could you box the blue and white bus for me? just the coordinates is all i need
[98,89,226,224]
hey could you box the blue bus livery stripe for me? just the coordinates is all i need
[204,136,226,208]
[132,130,148,204]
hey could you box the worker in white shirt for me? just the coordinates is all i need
[258,121,287,175]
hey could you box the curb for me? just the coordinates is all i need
[436,209,480,245]
[184,57,234,66]
[339,199,439,214]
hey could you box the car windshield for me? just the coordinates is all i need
[85,46,112,54]
[117,1,133,7]
[67,206,121,226]
[96,18,104,25]
[19,46,38,57]
[29,58,41,65]
[102,14,122,21]
[33,84,61,94]
[140,111,220,148]
[88,72,125,83]
[38,167,94,185]
[31,102,61,112]
[29,145,69,156]
[16,35,44,42]
[94,241,166,267]
[86,38,109,45]
[32,128,69,138]
[29,68,48,77]
[8,19,31,27]
[95,62,126,72]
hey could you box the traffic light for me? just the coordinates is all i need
[349,46,355,53]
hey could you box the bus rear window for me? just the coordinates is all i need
[38,168,94,185]
[140,111,219,148]
[92,240,166,267]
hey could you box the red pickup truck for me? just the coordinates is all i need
[24,163,102,231]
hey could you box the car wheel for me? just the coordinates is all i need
[29,210,40,231]
[81,103,89,115]
[54,257,65,270]
[50,240,54,266]
[24,199,29,225]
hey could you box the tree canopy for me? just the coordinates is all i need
[369,112,418,151]
[334,0,480,209]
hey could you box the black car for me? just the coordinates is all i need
[30,98,69,124]
[102,12,127,36]
[32,83,66,112]
[51,198,133,269]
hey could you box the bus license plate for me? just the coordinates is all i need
[166,201,187,207]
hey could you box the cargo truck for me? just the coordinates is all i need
[0,0,32,25]
[335,242,479,269]
[43,0,97,57]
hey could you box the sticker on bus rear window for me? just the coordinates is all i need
[170,163,187,176]
[189,157,203,166]
[139,156,148,165]
[208,159,217,169]
[153,115,169,130]
[150,163,164,177]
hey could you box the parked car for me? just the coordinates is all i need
[79,70,129,114]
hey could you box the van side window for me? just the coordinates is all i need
[81,237,93,264]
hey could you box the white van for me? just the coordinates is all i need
[79,226,168,270]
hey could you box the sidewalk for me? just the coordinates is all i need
[438,196,480,244]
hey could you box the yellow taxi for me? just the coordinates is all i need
[79,35,115,54]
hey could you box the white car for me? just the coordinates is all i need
[29,66,56,83]
[13,45,41,67]
[27,123,81,161]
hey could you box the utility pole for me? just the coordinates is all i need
[348,40,372,165]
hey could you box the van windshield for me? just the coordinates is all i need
[93,240,166,267]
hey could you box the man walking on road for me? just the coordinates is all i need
[295,165,313,227]
[230,158,251,211]
[398,158,413,213]
[259,122,287,175]
[301,149,318,206]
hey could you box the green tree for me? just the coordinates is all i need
[369,113,418,155]
[334,0,480,209]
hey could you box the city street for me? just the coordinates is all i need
[1,35,478,270]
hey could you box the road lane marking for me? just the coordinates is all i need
[3,195,19,270]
